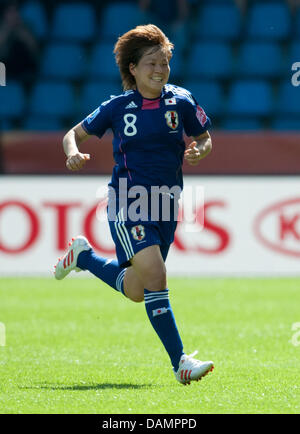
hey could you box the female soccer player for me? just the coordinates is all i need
[54,24,214,385]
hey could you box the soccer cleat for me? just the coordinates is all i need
[54,235,92,280]
[174,351,214,385]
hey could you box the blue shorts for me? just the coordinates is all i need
[107,193,178,268]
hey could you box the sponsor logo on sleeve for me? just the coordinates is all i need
[87,107,100,124]
[196,105,207,127]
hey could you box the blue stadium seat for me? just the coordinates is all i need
[288,42,300,68]
[276,81,300,116]
[52,3,95,41]
[236,42,283,78]
[296,8,300,38]
[89,43,120,79]
[23,116,64,131]
[0,119,13,131]
[100,2,145,40]
[182,80,224,117]
[195,4,241,40]
[21,0,48,38]
[0,81,25,118]
[247,2,291,40]
[227,80,273,116]
[186,42,233,79]
[271,118,300,131]
[207,0,239,2]
[29,81,75,117]
[221,118,263,130]
[80,82,123,115]
[41,43,86,79]
[169,49,184,80]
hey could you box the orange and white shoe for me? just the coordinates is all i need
[54,235,92,280]
[175,351,214,385]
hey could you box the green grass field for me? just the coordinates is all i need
[0,277,299,414]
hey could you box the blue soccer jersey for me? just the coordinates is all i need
[81,84,211,192]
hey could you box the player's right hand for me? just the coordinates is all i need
[66,153,90,171]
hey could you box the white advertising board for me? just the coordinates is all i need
[0,176,299,276]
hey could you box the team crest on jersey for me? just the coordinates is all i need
[131,225,145,241]
[165,111,179,130]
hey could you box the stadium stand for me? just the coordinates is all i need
[40,42,86,79]
[221,117,264,130]
[0,81,25,118]
[296,7,300,38]
[79,81,123,115]
[235,41,284,78]
[0,0,299,132]
[289,41,300,68]
[28,81,75,117]
[227,79,273,117]
[169,49,184,81]
[88,42,120,80]
[194,3,242,40]
[182,80,224,117]
[186,41,234,79]
[246,2,291,40]
[276,80,300,116]
[99,2,145,41]
[20,0,48,39]
[51,3,96,41]
[23,115,64,131]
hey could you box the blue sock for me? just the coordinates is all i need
[144,288,184,371]
[77,250,126,296]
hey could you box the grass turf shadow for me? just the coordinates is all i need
[19,382,154,391]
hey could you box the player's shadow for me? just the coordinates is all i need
[21,382,153,391]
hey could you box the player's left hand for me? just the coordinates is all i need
[184,141,209,166]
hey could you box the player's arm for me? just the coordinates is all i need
[184,131,212,166]
[63,122,91,171]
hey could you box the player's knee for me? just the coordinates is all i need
[143,265,167,291]
[129,293,144,303]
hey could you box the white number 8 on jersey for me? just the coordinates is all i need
[123,114,137,136]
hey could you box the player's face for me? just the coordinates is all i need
[129,47,170,98]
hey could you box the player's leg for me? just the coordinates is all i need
[78,245,146,303]
[54,235,129,296]
[77,242,168,304]
[131,244,214,384]
[131,244,167,290]
[118,244,171,302]
[116,244,171,302]
[129,244,184,372]
[54,234,149,302]
[123,267,144,302]
[54,235,214,382]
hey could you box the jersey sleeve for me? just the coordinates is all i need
[181,92,211,137]
[81,100,112,138]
